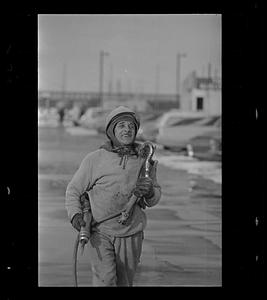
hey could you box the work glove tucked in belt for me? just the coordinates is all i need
[71,213,86,232]
[133,177,154,200]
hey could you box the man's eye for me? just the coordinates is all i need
[117,123,134,129]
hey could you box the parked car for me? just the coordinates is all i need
[79,107,109,132]
[186,131,221,160]
[163,129,221,160]
[136,110,206,142]
[156,115,221,149]
[38,107,59,127]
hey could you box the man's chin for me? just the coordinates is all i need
[120,138,134,145]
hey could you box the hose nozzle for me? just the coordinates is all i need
[79,226,90,255]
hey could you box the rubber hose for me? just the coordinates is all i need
[72,233,80,287]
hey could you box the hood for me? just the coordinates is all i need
[105,106,140,135]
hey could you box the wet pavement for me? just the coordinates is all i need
[38,126,221,286]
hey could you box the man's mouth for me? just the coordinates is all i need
[122,134,132,137]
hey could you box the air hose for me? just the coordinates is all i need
[73,233,80,287]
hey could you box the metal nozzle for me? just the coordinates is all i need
[79,229,90,256]
[79,229,90,244]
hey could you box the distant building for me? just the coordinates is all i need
[38,90,100,109]
[38,90,179,112]
[146,99,179,112]
[181,71,221,115]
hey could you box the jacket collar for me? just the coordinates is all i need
[99,141,142,169]
[100,140,141,155]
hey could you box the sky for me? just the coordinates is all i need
[38,14,221,95]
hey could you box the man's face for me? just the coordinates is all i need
[114,120,136,145]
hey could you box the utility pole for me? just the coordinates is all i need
[201,65,205,77]
[127,78,132,95]
[62,63,67,102]
[208,62,212,79]
[116,79,121,95]
[155,64,160,99]
[108,63,113,96]
[99,50,109,107]
[176,52,186,106]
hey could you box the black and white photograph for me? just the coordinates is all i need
[37,14,222,287]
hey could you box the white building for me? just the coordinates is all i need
[181,71,221,115]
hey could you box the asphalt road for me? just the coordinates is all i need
[38,126,221,286]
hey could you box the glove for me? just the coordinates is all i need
[133,177,154,199]
[71,213,86,232]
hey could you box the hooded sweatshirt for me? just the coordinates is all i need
[65,106,161,237]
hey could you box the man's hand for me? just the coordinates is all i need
[71,213,86,232]
[133,177,154,199]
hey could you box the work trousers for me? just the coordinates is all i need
[87,230,144,286]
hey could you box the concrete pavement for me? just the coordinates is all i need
[38,164,221,286]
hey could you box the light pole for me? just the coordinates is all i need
[99,50,109,107]
[176,52,186,106]
[108,63,113,96]
[155,64,160,98]
[62,63,67,102]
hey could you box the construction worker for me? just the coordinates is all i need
[65,106,161,286]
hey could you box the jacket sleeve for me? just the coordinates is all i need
[65,153,95,222]
[143,160,161,207]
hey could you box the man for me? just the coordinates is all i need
[65,106,161,286]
